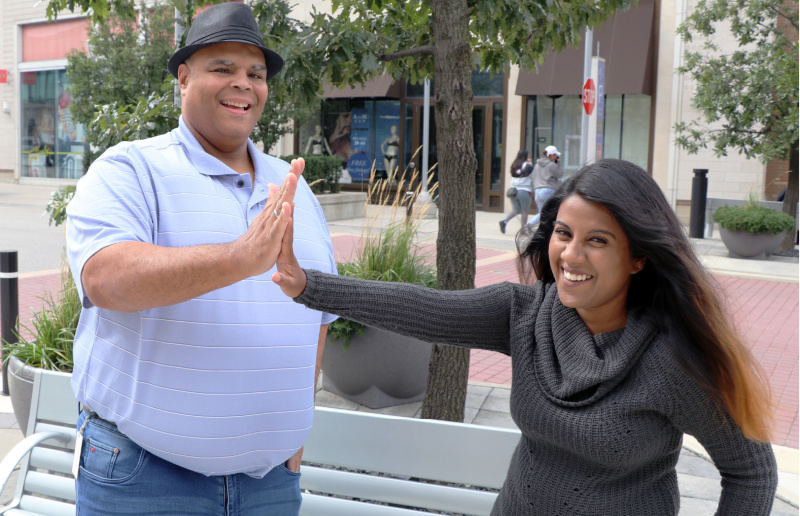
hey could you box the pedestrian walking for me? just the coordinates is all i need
[528,145,563,227]
[500,149,534,233]
[274,159,778,516]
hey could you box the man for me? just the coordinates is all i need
[65,4,336,514]
[528,145,564,227]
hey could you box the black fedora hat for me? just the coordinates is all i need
[168,2,284,81]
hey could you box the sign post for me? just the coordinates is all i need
[582,57,605,165]
[586,57,605,164]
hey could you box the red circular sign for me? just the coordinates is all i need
[582,78,596,115]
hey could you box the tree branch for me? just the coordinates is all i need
[379,45,435,61]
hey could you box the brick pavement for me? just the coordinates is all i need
[5,234,797,449]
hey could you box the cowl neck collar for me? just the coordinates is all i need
[533,285,657,407]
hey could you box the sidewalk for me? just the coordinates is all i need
[1,184,797,513]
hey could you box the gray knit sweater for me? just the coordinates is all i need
[297,269,778,516]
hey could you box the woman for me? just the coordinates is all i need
[499,149,534,234]
[528,145,563,227]
[273,159,777,515]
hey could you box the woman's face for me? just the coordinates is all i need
[548,194,644,334]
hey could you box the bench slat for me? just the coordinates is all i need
[16,495,74,516]
[301,493,429,516]
[22,472,75,503]
[301,465,497,516]
[304,408,519,489]
[28,448,74,476]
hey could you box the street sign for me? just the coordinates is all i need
[582,78,596,115]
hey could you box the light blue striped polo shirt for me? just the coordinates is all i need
[65,117,337,477]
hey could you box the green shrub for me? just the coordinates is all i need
[2,266,80,372]
[281,154,343,194]
[327,166,438,348]
[713,204,796,235]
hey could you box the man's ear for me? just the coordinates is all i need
[177,62,190,90]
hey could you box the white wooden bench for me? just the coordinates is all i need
[0,373,521,516]
[705,198,799,238]
[300,407,521,515]
[0,369,76,516]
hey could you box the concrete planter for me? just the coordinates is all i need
[7,356,73,434]
[719,228,786,260]
[8,355,37,434]
[322,326,432,409]
[315,191,368,222]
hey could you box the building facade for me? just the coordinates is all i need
[0,0,787,211]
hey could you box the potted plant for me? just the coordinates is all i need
[2,187,78,433]
[3,264,78,433]
[321,167,439,409]
[713,197,796,259]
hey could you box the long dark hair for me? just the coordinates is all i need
[510,149,529,175]
[518,159,772,441]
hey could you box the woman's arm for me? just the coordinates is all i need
[273,231,515,353]
[668,358,778,515]
[300,269,515,352]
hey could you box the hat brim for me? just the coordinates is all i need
[168,41,284,81]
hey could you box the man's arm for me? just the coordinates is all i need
[81,161,302,312]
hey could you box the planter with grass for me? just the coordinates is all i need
[4,266,79,433]
[713,203,796,259]
[322,170,437,409]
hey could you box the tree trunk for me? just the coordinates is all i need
[780,141,798,251]
[420,0,476,422]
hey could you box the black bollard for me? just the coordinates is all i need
[0,251,19,396]
[689,169,708,238]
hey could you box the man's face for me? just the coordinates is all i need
[178,42,268,152]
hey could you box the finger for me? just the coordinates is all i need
[290,157,305,179]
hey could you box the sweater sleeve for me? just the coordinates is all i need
[666,358,778,515]
[296,268,515,354]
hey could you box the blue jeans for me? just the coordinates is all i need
[529,187,556,226]
[503,189,533,225]
[75,411,302,515]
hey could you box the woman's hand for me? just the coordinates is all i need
[271,210,308,299]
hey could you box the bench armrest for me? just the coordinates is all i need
[0,431,68,496]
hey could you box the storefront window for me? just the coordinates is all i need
[619,95,651,170]
[300,99,401,184]
[20,69,86,179]
[603,95,623,160]
[525,94,651,175]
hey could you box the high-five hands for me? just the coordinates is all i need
[271,200,308,299]
[233,158,304,279]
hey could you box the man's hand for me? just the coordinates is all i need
[233,158,304,279]
[271,211,308,299]
[81,158,305,312]
[285,447,303,473]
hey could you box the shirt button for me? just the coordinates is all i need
[236,179,244,188]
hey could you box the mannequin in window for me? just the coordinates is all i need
[381,125,400,176]
[304,124,332,156]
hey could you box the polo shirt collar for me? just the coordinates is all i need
[175,116,268,181]
[174,116,276,208]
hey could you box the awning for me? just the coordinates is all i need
[323,75,402,99]
[515,0,655,96]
